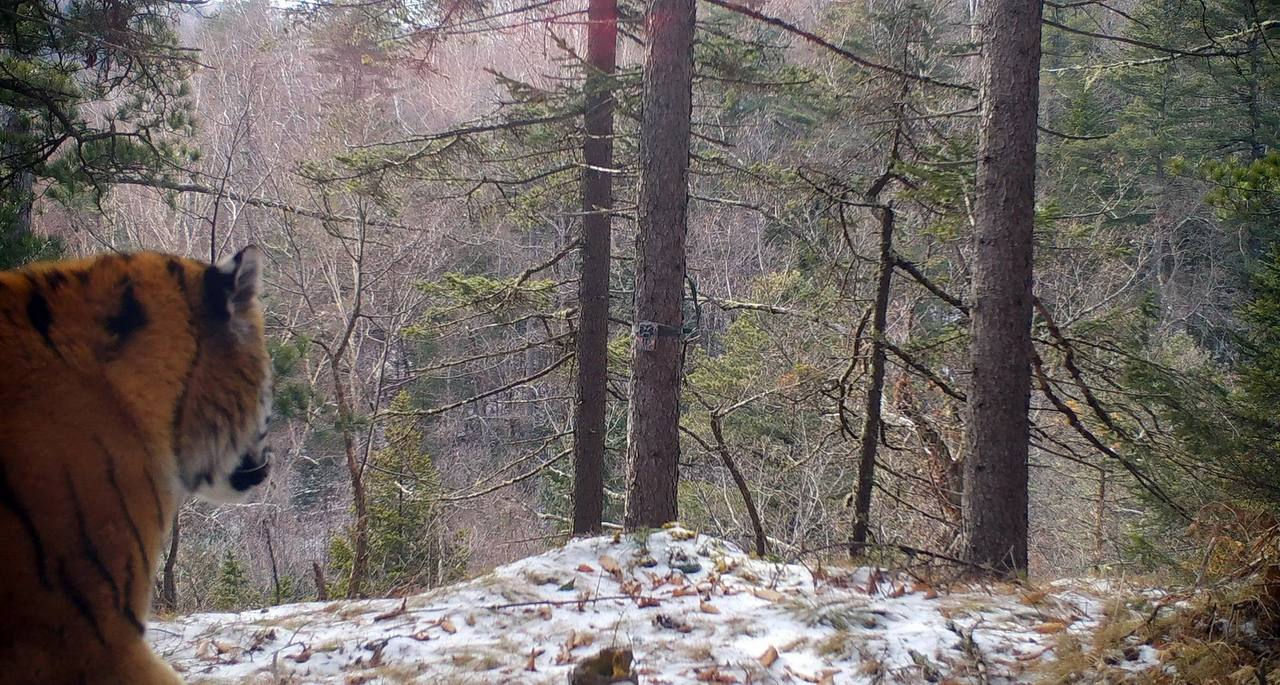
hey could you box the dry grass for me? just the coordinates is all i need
[814,630,855,657]
[1040,506,1280,684]
[784,596,888,631]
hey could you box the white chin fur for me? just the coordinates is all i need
[183,446,268,504]
[193,478,258,504]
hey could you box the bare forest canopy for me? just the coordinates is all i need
[3,0,1280,610]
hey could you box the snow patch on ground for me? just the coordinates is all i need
[151,529,1146,684]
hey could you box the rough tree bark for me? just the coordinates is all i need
[850,201,894,554]
[624,0,696,530]
[962,0,1043,575]
[572,0,618,536]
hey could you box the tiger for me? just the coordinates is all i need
[0,246,274,685]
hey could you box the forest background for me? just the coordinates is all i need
[2,0,1278,613]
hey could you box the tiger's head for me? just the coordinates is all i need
[172,245,274,503]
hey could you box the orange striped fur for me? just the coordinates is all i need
[0,247,273,684]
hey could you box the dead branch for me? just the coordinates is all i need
[115,176,409,229]
[680,417,769,557]
[441,447,573,502]
[1033,298,1130,440]
[699,0,975,92]
[381,352,574,419]
[895,258,969,316]
[1031,351,1190,521]
[883,340,967,402]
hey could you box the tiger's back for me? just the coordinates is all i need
[0,248,274,684]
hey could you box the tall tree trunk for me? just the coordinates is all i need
[572,0,618,536]
[264,522,282,605]
[157,512,180,611]
[624,0,696,530]
[1,107,35,247]
[961,0,1042,576]
[849,203,894,554]
[312,561,329,601]
[1246,35,1264,161]
[1093,469,1107,568]
[332,361,370,598]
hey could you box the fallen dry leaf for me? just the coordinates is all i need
[195,639,238,660]
[525,647,544,671]
[915,583,938,600]
[1020,590,1049,605]
[695,667,738,683]
[864,569,883,595]
[699,600,720,614]
[1016,646,1054,662]
[785,666,823,683]
[667,526,698,541]
[758,646,779,668]
[194,640,217,660]
[556,631,599,664]
[373,598,407,622]
[752,588,786,602]
[713,557,739,574]
[600,555,623,580]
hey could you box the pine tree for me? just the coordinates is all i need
[571,0,619,537]
[1,0,198,260]
[624,0,697,530]
[212,551,258,610]
[962,0,1042,575]
[365,392,465,593]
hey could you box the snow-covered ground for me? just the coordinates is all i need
[151,528,1148,684]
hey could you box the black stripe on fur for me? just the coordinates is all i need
[56,560,106,647]
[105,282,148,342]
[0,460,51,589]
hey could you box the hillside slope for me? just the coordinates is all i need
[151,529,1151,684]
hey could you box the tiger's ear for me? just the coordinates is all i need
[205,245,262,320]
